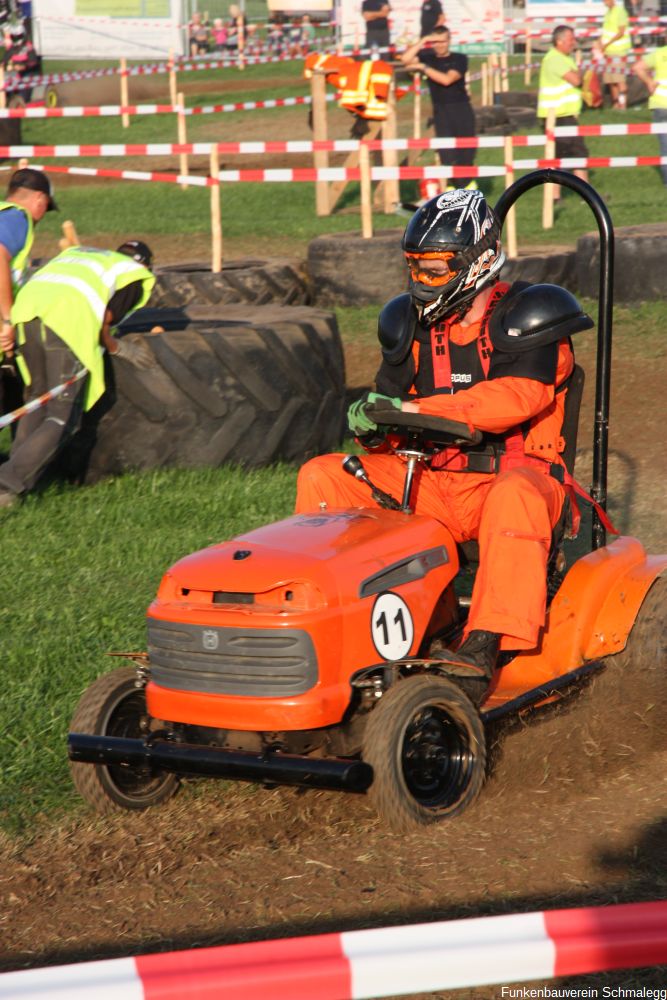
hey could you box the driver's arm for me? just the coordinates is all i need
[407,341,574,433]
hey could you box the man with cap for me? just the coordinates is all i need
[0,241,155,507]
[0,167,56,417]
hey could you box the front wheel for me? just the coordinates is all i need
[363,675,486,831]
[69,667,179,814]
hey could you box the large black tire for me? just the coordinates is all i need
[62,305,346,483]
[150,258,311,309]
[363,675,486,831]
[69,668,180,814]
[308,229,407,307]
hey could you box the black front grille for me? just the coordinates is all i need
[147,619,318,697]
[213,591,255,605]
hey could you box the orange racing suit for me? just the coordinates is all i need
[296,282,574,652]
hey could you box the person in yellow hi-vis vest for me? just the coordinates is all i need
[595,0,632,109]
[0,242,155,508]
[0,168,56,419]
[537,25,589,198]
[633,32,667,185]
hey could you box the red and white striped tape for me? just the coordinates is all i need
[0,901,665,999]
[0,104,180,119]
[0,368,87,430]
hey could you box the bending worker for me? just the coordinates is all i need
[0,241,155,508]
[0,167,56,416]
[296,189,593,706]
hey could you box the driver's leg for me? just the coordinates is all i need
[467,467,565,651]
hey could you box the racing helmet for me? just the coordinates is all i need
[401,188,505,326]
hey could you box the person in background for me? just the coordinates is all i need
[0,243,155,508]
[0,168,56,422]
[300,14,316,55]
[595,0,632,108]
[537,25,589,198]
[188,11,209,55]
[361,0,390,52]
[212,18,228,51]
[420,0,444,37]
[2,21,40,103]
[401,25,478,191]
[633,30,667,185]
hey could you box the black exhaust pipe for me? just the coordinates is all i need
[68,733,374,794]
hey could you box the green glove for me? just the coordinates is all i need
[347,391,402,437]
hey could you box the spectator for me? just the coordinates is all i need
[361,0,390,52]
[420,0,444,37]
[633,30,667,185]
[300,14,316,55]
[188,12,209,56]
[401,25,478,191]
[288,16,302,57]
[212,17,228,51]
[3,21,40,103]
[595,0,632,108]
[537,25,588,197]
[0,167,55,423]
[0,243,155,508]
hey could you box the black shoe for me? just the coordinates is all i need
[432,630,500,706]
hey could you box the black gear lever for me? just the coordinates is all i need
[342,455,402,511]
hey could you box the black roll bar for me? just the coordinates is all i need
[494,169,614,550]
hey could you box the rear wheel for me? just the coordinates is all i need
[69,667,179,814]
[363,675,486,831]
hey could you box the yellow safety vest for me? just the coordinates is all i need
[0,200,34,296]
[602,4,631,56]
[537,47,582,118]
[645,46,667,110]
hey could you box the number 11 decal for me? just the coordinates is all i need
[371,592,414,660]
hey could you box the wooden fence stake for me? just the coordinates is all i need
[380,83,399,213]
[503,136,517,258]
[481,60,489,107]
[120,57,129,128]
[210,146,222,272]
[524,30,532,86]
[177,91,189,190]
[408,71,422,165]
[58,219,80,251]
[168,48,178,106]
[360,142,373,238]
[0,68,5,111]
[542,110,556,230]
[237,15,245,70]
[311,71,330,216]
[500,50,509,92]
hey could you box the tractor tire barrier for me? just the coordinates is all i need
[149,257,311,309]
[1,900,665,998]
[58,304,346,483]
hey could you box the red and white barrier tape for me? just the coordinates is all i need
[0,900,665,999]
[0,368,87,430]
[0,104,180,119]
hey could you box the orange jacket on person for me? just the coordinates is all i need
[304,52,393,119]
[296,282,575,653]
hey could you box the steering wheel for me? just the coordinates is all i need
[366,404,483,447]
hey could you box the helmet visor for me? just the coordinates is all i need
[405,251,459,288]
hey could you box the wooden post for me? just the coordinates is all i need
[58,220,80,251]
[489,52,499,103]
[359,142,373,238]
[120,57,129,128]
[17,157,29,168]
[168,48,178,106]
[500,50,509,92]
[542,110,556,230]
[524,30,532,86]
[409,71,422,166]
[0,67,5,111]
[380,82,399,214]
[311,71,330,216]
[210,146,222,272]
[237,15,245,69]
[177,92,189,191]
[481,60,489,107]
[329,120,382,212]
[503,136,517,259]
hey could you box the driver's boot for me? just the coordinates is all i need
[431,630,500,707]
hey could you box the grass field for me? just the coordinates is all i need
[1,57,666,838]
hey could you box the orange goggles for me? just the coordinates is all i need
[405,251,459,287]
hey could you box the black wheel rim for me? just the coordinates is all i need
[102,690,170,801]
[401,703,475,811]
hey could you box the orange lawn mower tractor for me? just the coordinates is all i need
[68,171,667,831]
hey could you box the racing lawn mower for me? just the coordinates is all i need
[68,171,667,831]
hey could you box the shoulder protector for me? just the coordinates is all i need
[377,293,417,365]
[489,283,593,354]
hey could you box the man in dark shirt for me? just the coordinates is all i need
[361,0,390,51]
[401,25,477,190]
